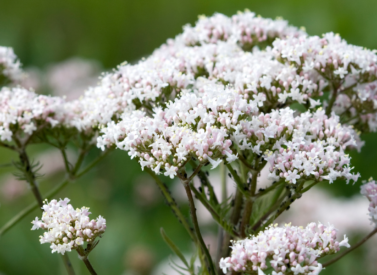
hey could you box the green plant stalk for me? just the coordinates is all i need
[196,169,219,205]
[251,188,289,232]
[18,149,44,206]
[325,81,341,116]
[220,162,227,202]
[190,183,238,237]
[15,147,76,275]
[240,168,258,238]
[0,150,112,236]
[226,164,250,198]
[76,246,97,275]
[218,188,244,266]
[183,179,216,275]
[62,254,76,275]
[216,162,227,274]
[252,180,284,200]
[145,168,197,243]
[0,179,69,236]
[160,228,195,275]
[257,180,312,232]
[60,148,72,174]
[322,227,377,268]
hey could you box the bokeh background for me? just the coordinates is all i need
[1,0,377,274]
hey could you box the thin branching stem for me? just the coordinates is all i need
[226,164,250,198]
[322,227,377,268]
[17,148,44,206]
[75,149,112,178]
[216,162,227,274]
[76,246,97,275]
[0,179,69,236]
[13,144,76,275]
[253,180,284,199]
[61,254,76,275]
[60,148,72,174]
[0,150,111,236]
[145,168,197,243]
[240,169,258,238]
[183,179,216,275]
[326,81,341,116]
[251,188,289,232]
[189,183,238,237]
[0,141,16,151]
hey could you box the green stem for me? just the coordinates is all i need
[60,148,72,174]
[145,168,197,243]
[220,162,227,202]
[0,150,111,236]
[189,183,237,237]
[240,168,257,238]
[218,188,244,261]
[0,179,69,236]
[71,148,88,175]
[216,162,227,275]
[76,247,97,275]
[230,189,244,227]
[322,227,377,268]
[62,253,76,275]
[15,147,76,275]
[75,149,112,178]
[326,82,340,116]
[253,180,284,200]
[183,180,216,275]
[251,188,288,232]
[258,181,307,231]
[0,141,16,151]
[226,164,250,198]
[196,168,219,205]
[18,149,44,207]
[301,180,318,193]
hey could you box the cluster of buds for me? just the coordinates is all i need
[31,198,106,255]
[0,87,65,142]
[0,46,22,86]
[360,180,377,226]
[219,222,350,275]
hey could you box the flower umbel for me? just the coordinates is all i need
[219,222,350,275]
[31,198,106,255]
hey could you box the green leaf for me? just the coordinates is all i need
[160,228,190,269]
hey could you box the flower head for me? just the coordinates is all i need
[220,222,349,274]
[31,198,106,255]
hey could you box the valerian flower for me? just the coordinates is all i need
[31,198,106,255]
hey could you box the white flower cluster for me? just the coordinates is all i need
[361,180,377,227]
[260,108,360,184]
[0,85,115,142]
[273,33,377,131]
[98,86,256,178]
[58,11,306,133]
[0,12,373,186]
[0,87,65,141]
[219,222,350,275]
[178,11,304,50]
[31,198,106,255]
[98,82,360,183]
[0,46,23,86]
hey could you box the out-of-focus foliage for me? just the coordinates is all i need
[0,0,376,274]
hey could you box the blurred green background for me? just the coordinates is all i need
[1,0,377,274]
